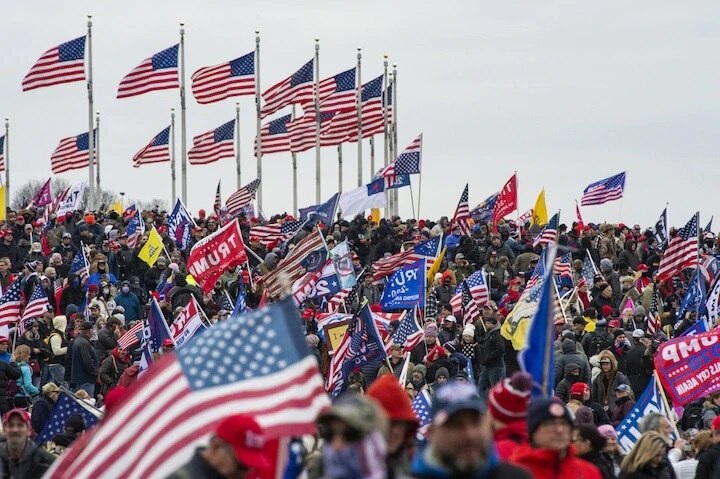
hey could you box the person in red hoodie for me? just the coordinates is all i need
[509,397,602,479]
[488,372,532,460]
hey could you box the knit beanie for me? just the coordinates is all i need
[601,305,613,319]
[424,323,439,338]
[527,398,573,438]
[412,364,427,378]
[462,325,476,338]
[487,372,532,424]
[574,406,594,426]
[597,424,617,439]
[435,367,449,382]
[366,374,419,430]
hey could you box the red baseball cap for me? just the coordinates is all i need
[608,320,621,329]
[0,336,8,344]
[216,415,270,470]
[712,415,720,431]
[3,408,30,425]
[162,338,174,347]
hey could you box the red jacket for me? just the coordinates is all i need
[494,420,528,460]
[509,444,602,479]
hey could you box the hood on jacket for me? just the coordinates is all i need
[564,363,581,378]
[435,367,449,382]
[598,350,618,373]
[561,338,576,354]
[52,315,68,332]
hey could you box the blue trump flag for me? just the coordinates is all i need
[233,276,247,316]
[616,377,669,454]
[140,298,175,374]
[298,192,340,223]
[167,198,194,250]
[380,259,426,311]
[676,268,707,325]
[386,174,411,190]
[36,392,101,444]
[518,248,556,397]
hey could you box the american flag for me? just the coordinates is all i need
[647,286,660,335]
[22,36,86,92]
[256,115,291,155]
[386,307,423,353]
[44,299,330,479]
[35,392,101,445]
[470,193,498,224]
[699,254,720,286]
[287,112,337,153]
[580,172,626,206]
[0,279,22,329]
[117,44,179,99]
[133,126,171,167]
[395,134,422,175]
[188,119,235,165]
[533,212,560,248]
[21,284,50,322]
[191,51,255,104]
[373,236,440,279]
[69,248,90,283]
[554,252,573,281]
[575,201,584,230]
[450,271,488,318]
[261,59,314,118]
[452,184,472,236]
[262,227,325,298]
[50,130,94,174]
[657,212,699,281]
[326,288,357,313]
[411,389,432,438]
[581,253,596,290]
[226,178,261,215]
[0,135,5,172]
[320,75,384,145]
[250,220,303,248]
[213,180,222,216]
[314,67,357,113]
[124,206,145,249]
[117,321,144,350]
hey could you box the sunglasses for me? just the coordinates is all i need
[319,425,363,443]
[600,361,612,365]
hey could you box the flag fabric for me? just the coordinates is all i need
[314,67,357,113]
[167,199,194,250]
[0,280,22,329]
[250,220,303,248]
[117,321,144,350]
[45,299,330,479]
[616,377,668,454]
[705,216,714,235]
[261,59,314,118]
[170,296,206,348]
[675,269,707,328]
[35,392,100,445]
[394,134,422,175]
[450,271,489,317]
[138,227,165,267]
[706,275,720,327]
[28,178,52,208]
[291,260,342,306]
[338,178,386,218]
[518,247,557,397]
[326,304,387,397]
[188,119,235,165]
[133,126,171,167]
[21,284,50,322]
[139,298,175,374]
[55,181,86,218]
[411,389,432,438]
[657,212,699,281]
[575,201,584,231]
[373,237,441,280]
[233,277,247,316]
[533,213,560,248]
[69,248,90,283]
[191,51,255,104]
[287,112,337,153]
[22,36,86,91]
[492,174,518,231]
[379,260,426,311]
[0,135,5,172]
[554,252,573,283]
[263,227,325,298]
[452,184,471,236]
[320,76,384,144]
[299,193,340,224]
[580,172,626,206]
[327,288,356,313]
[213,180,222,216]
[699,254,720,286]
[117,44,179,98]
[51,131,94,174]
[655,207,669,250]
[330,241,357,290]
[460,281,483,326]
[531,189,548,226]
[226,178,261,215]
[501,250,548,350]
[470,193,498,224]
[386,307,423,353]
[125,205,145,249]
[581,254,596,290]
[256,115,291,155]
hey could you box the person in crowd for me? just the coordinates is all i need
[556,363,584,403]
[700,392,720,429]
[50,414,88,452]
[555,337,592,388]
[71,321,99,397]
[488,372,532,460]
[618,431,673,478]
[114,280,141,322]
[12,344,39,407]
[673,429,713,479]
[639,412,684,467]
[611,384,636,426]
[95,316,121,363]
[31,382,60,435]
[377,344,413,379]
[46,314,69,387]
[597,424,623,476]
[592,350,630,415]
[0,408,56,476]
[477,315,506,397]
[695,416,720,478]
[0,343,21,415]
[573,424,615,479]
[100,347,132,395]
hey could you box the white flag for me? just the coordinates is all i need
[170,296,207,348]
[55,181,86,218]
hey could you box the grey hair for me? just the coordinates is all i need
[639,413,665,433]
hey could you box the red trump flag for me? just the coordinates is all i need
[187,219,247,293]
[492,173,518,232]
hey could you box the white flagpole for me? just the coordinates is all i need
[417,133,424,219]
[235,102,241,189]
[95,111,100,193]
[170,108,176,205]
[291,104,298,216]
[392,64,399,217]
[383,56,390,215]
[337,145,343,193]
[314,38,321,203]
[179,23,188,204]
[356,48,362,186]
[255,31,263,211]
[369,136,375,180]
[86,15,95,211]
[4,118,9,216]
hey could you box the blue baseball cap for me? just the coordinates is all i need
[431,381,486,426]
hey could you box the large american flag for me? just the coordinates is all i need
[51,130,94,174]
[314,67,357,113]
[44,299,329,479]
[533,212,560,248]
[188,119,235,165]
[0,280,22,329]
[372,236,440,279]
[320,75,384,145]
[261,59,314,118]
[191,51,255,104]
[21,284,49,322]
[117,321,144,350]
[452,184,472,236]
[226,178,261,215]
[0,135,5,172]
[256,115,291,155]
[657,212,699,281]
[117,44,179,99]
[287,112,337,153]
[395,134,422,175]
[580,172,626,206]
[36,392,101,446]
[386,308,423,353]
[125,206,145,249]
[262,227,325,298]
[450,271,489,318]
[250,220,304,248]
[554,252,573,282]
[133,126,170,167]
[22,36,86,91]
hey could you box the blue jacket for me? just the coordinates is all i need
[71,335,99,385]
[0,351,10,364]
[15,362,39,397]
[444,233,462,258]
[411,444,530,479]
[114,292,141,321]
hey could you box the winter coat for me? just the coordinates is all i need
[100,351,130,390]
[377,357,414,380]
[0,439,56,478]
[118,364,140,388]
[494,420,528,460]
[95,325,118,363]
[0,361,21,413]
[695,443,720,479]
[555,363,584,403]
[114,291,141,322]
[509,444,602,479]
[624,343,653,397]
[71,335,99,385]
[555,338,591,387]
[611,395,636,426]
[412,445,532,479]
[478,324,505,367]
[15,361,39,397]
[437,326,458,346]
[579,449,616,479]
[592,356,630,414]
[31,393,55,434]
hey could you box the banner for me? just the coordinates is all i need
[654,329,720,405]
[188,219,247,293]
[55,181,86,218]
[380,259,425,311]
[291,260,342,306]
[492,173,517,230]
[330,241,357,289]
[170,296,206,348]
[616,377,669,454]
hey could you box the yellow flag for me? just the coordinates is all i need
[138,227,164,266]
[427,247,447,284]
[108,201,123,215]
[531,189,548,226]
[0,187,5,222]
[370,208,380,224]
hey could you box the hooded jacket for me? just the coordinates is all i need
[554,338,591,387]
[509,444,602,479]
[591,350,630,414]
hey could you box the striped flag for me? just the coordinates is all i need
[117,321,144,350]
[394,134,422,175]
[191,51,255,104]
[125,206,145,249]
[580,172,626,206]
[386,308,423,353]
[450,271,489,318]
[326,288,356,313]
[554,252,573,281]
[69,248,90,283]
[657,212,699,281]
[22,36,86,91]
[314,67,357,113]
[261,59,314,118]
[226,179,261,215]
[188,120,235,165]
[372,236,441,279]
[0,135,5,172]
[287,112,337,153]
[320,76,384,144]
[533,213,560,248]
[133,126,171,167]
[43,299,329,479]
[0,280,22,329]
[255,115,291,155]
[250,220,304,248]
[452,184,472,236]
[51,130,95,174]
[21,284,49,323]
[213,180,221,216]
[262,227,325,298]
[117,44,179,99]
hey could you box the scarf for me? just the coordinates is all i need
[322,430,387,479]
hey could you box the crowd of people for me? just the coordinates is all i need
[0,202,717,477]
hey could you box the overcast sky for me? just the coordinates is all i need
[2,1,719,228]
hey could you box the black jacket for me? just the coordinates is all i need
[0,438,55,478]
[31,394,55,434]
[0,361,21,414]
[166,448,227,479]
[624,343,653,397]
[696,443,720,479]
[478,325,505,367]
[579,449,616,479]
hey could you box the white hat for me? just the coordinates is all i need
[632,329,645,339]
[444,315,457,323]
[462,324,476,337]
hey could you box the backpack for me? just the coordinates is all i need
[43,332,61,359]
[588,332,611,357]
[680,398,705,431]
[6,378,19,397]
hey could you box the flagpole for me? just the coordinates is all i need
[417,133,423,219]
[95,111,101,193]
[86,15,95,211]
[369,136,375,180]
[356,48,362,187]
[653,370,681,438]
[337,145,343,193]
[383,55,390,216]
[314,38,321,203]
[170,108,176,205]
[4,118,9,217]
[179,23,188,204]
[255,31,263,211]
[291,105,299,216]
[392,64,399,217]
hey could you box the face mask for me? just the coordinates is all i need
[121,286,130,294]
[103,288,110,295]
